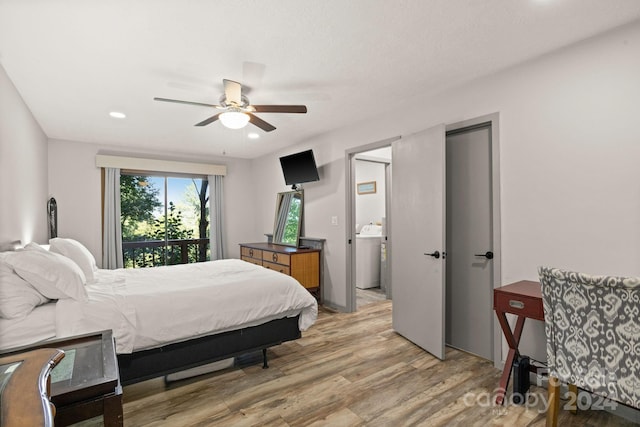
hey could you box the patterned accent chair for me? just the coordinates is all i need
[538,267,640,426]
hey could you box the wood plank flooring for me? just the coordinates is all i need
[76,301,637,426]
[356,287,387,309]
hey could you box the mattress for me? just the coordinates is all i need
[55,259,318,353]
[0,303,57,350]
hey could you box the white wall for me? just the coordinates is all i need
[0,64,48,246]
[3,19,639,363]
[250,21,640,324]
[355,160,386,232]
[47,139,257,266]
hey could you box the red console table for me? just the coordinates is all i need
[493,280,544,405]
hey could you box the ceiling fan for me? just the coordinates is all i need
[154,79,307,132]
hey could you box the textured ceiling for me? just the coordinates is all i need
[1,0,640,159]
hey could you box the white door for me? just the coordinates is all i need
[391,124,446,360]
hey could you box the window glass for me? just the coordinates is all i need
[120,174,210,268]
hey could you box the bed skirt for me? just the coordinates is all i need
[117,315,301,385]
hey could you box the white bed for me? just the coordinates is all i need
[0,303,56,350]
[56,259,317,353]
[0,240,318,378]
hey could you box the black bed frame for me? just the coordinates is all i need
[117,315,301,385]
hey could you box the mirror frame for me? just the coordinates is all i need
[272,190,304,247]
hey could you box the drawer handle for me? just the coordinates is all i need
[272,253,278,262]
[249,249,254,257]
[509,300,525,309]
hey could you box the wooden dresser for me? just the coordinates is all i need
[240,242,321,300]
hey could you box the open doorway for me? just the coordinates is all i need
[346,137,397,312]
[354,149,391,309]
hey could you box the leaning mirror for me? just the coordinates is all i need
[273,190,303,247]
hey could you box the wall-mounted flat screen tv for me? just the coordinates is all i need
[279,149,320,185]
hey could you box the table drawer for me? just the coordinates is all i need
[262,261,290,275]
[263,251,290,266]
[494,291,544,320]
[241,247,263,259]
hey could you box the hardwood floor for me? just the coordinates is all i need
[76,301,636,426]
[356,287,387,308]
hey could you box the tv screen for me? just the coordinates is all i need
[279,149,320,185]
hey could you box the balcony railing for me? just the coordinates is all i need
[122,238,210,268]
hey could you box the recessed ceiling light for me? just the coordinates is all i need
[248,132,260,139]
[109,111,126,119]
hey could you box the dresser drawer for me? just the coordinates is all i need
[494,290,544,320]
[241,247,263,260]
[241,256,263,267]
[263,251,290,266]
[262,261,290,275]
[240,242,322,302]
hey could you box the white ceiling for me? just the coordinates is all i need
[1,1,640,159]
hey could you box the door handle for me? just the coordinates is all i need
[474,251,494,260]
[424,251,440,259]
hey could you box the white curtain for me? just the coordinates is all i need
[103,168,123,269]
[208,175,225,260]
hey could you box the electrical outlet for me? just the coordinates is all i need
[331,216,338,226]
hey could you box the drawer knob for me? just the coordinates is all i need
[272,253,278,262]
[509,300,525,309]
[249,249,254,257]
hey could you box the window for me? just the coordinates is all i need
[120,172,210,268]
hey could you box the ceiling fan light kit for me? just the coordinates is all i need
[154,79,307,133]
[219,110,250,129]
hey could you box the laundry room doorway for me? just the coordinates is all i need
[346,137,396,312]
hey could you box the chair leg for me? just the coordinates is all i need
[547,376,561,427]
[568,383,578,415]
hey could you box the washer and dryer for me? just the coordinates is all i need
[355,224,382,289]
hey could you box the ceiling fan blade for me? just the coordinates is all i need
[223,79,242,105]
[248,113,276,132]
[251,105,307,114]
[154,97,219,108]
[195,113,221,127]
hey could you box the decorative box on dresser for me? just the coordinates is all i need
[240,241,322,301]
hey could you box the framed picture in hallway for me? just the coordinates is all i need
[357,181,376,194]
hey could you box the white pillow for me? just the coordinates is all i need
[23,242,49,253]
[0,260,50,319]
[5,245,88,301]
[49,238,97,283]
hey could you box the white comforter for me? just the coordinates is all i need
[56,259,318,353]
